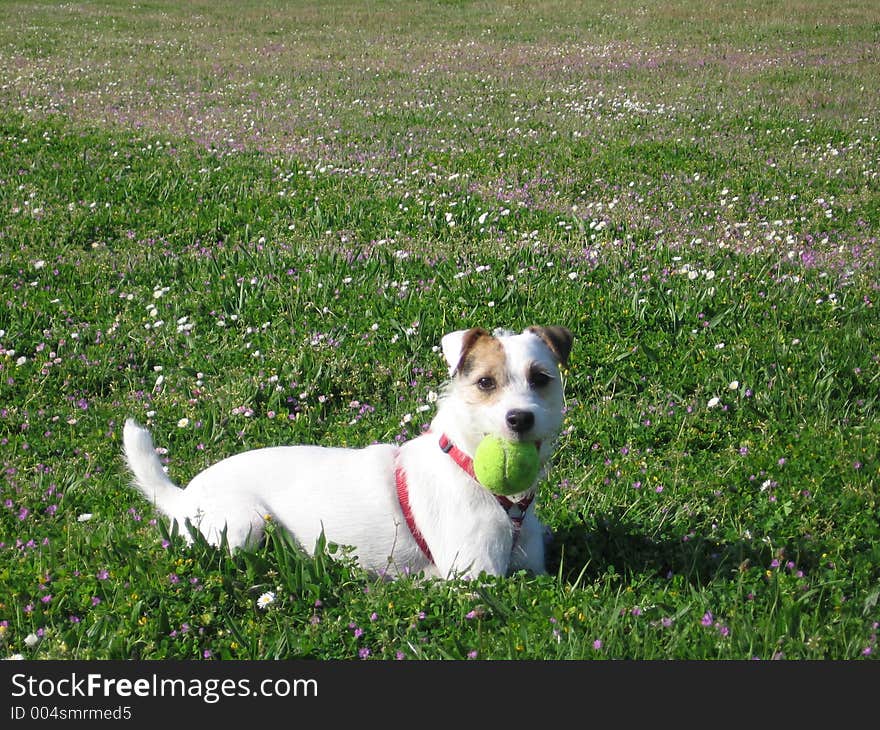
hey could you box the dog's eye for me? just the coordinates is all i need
[529,371,552,389]
[476,376,496,392]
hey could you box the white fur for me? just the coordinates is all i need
[122,326,570,579]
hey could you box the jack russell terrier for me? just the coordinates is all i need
[122,325,572,579]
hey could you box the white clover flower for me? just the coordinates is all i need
[707,397,721,409]
[728,380,739,390]
[177,417,189,428]
[257,591,276,610]
[77,513,93,522]
[24,633,39,648]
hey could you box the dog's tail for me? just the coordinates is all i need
[122,418,181,515]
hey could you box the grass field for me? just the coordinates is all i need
[1,0,878,660]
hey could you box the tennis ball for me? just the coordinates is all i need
[473,436,541,495]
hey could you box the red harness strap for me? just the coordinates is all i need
[394,460,434,565]
[395,434,536,566]
[495,494,534,530]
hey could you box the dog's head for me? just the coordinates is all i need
[435,326,573,462]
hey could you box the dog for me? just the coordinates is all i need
[122,325,572,579]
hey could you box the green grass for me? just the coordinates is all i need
[0,0,878,660]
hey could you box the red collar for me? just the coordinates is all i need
[395,434,536,567]
[438,433,476,478]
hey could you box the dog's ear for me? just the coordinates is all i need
[441,328,490,376]
[527,326,574,366]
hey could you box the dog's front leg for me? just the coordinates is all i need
[433,540,511,580]
[508,508,548,575]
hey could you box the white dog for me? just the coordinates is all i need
[122,325,572,579]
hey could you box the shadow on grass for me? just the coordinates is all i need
[545,509,822,586]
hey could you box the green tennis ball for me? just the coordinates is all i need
[473,436,541,495]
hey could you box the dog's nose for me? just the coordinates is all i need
[506,409,535,434]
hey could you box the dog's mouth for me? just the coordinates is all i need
[486,434,543,454]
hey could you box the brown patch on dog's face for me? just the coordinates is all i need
[456,330,509,403]
[526,326,573,366]
[452,328,489,371]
